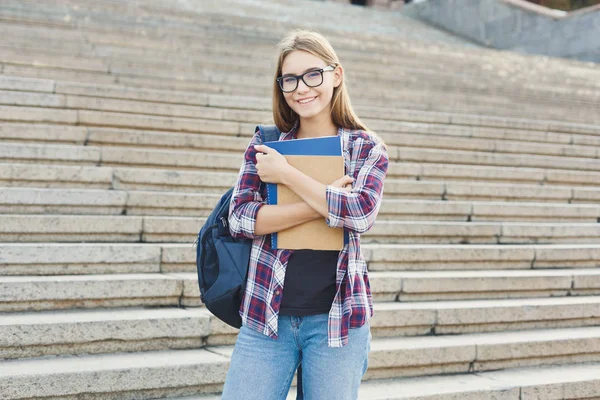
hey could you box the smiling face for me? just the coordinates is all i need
[280,50,342,122]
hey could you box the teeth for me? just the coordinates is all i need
[299,97,316,104]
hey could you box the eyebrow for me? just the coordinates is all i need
[281,67,321,77]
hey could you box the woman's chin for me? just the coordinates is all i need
[294,107,323,119]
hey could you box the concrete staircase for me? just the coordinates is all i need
[1,0,600,398]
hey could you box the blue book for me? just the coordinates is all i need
[263,135,349,250]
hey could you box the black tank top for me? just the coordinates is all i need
[278,249,339,316]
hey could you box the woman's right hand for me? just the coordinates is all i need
[330,175,354,193]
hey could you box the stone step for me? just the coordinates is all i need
[207,325,600,380]
[182,362,600,400]
[4,63,596,122]
[0,306,211,359]
[44,52,600,110]
[4,117,600,161]
[1,213,600,245]
[0,81,600,152]
[0,46,108,73]
[0,35,596,124]
[43,79,600,135]
[3,267,600,312]
[0,0,455,49]
[2,61,597,123]
[2,243,599,275]
[0,273,183,312]
[4,161,600,195]
[3,186,600,220]
[3,296,600,360]
[0,7,596,95]
[3,140,600,184]
[3,162,600,207]
[2,26,593,97]
[2,63,117,85]
[2,31,599,110]
[0,17,488,69]
[1,0,597,81]
[3,326,600,398]
[2,110,598,162]
[9,43,563,96]
[4,26,594,104]
[3,77,600,140]
[96,55,600,109]
[0,347,230,399]
[0,163,114,189]
[170,268,600,304]
[0,75,56,93]
[0,6,552,72]
[1,118,600,177]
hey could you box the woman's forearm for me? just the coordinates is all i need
[280,165,330,219]
[254,201,321,236]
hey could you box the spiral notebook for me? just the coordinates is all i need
[263,135,349,250]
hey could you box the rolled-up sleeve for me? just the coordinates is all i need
[325,141,388,234]
[228,129,266,239]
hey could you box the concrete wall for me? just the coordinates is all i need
[402,0,600,62]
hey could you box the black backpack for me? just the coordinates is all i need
[196,124,304,396]
[195,124,281,328]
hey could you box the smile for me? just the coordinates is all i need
[298,97,317,105]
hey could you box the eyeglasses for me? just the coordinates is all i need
[277,65,336,93]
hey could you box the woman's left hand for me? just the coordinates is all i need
[253,144,289,184]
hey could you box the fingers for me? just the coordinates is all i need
[340,175,354,186]
[253,144,270,153]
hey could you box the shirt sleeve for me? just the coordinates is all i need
[228,128,266,239]
[325,140,388,234]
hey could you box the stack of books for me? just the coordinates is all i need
[263,134,349,251]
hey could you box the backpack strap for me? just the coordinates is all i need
[256,124,281,144]
[255,125,281,196]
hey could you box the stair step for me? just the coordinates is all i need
[170,268,600,304]
[2,327,600,398]
[4,268,600,311]
[3,114,600,159]
[2,213,600,244]
[0,307,212,359]
[0,273,183,311]
[4,161,600,194]
[2,242,599,275]
[0,348,230,399]
[2,296,600,359]
[2,186,600,222]
[171,362,600,400]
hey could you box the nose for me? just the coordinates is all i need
[296,78,309,93]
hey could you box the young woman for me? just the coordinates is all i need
[222,29,389,400]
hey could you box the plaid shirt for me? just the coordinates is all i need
[228,120,389,347]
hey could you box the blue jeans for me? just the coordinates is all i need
[221,313,372,400]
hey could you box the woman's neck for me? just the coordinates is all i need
[296,118,339,139]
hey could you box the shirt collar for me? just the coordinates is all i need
[282,120,345,141]
[281,120,300,141]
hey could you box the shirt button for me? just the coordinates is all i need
[275,290,280,296]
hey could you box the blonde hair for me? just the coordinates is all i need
[272,29,386,148]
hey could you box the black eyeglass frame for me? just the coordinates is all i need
[276,65,336,93]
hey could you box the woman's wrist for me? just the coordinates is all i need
[299,200,322,219]
[280,163,296,186]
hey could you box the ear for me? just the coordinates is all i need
[333,65,343,88]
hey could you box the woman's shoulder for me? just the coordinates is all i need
[346,128,385,150]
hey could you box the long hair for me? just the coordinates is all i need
[272,29,386,148]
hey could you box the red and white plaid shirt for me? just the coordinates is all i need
[228,120,389,347]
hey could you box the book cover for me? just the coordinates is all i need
[263,135,349,250]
